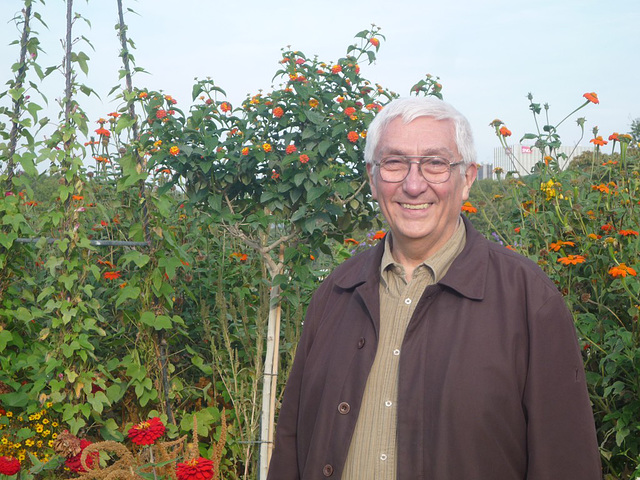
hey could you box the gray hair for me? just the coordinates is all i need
[364,97,477,171]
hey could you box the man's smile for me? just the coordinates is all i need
[400,202,432,210]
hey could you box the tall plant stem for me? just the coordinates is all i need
[6,2,32,190]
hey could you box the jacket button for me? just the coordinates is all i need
[337,402,350,414]
[357,337,365,349]
[323,464,334,476]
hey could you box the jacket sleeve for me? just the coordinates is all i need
[267,288,322,479]
[523,292,602,479]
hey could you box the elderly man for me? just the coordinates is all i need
[267,97,601,479]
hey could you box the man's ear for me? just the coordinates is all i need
[461,163,477,201]
[367,163,378,201]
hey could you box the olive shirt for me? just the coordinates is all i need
[342,220,466,479]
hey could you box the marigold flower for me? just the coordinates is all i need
[128,417,165,445]
[461,201,477,214]
[220,102,231,113]
[331,64,342,74]
[369,37,380,47]
[372,230,386,241]
[176,457,215,480]
[549,241,575,251]
[590,136,607,146]
[344,107,356,116]
[299,154,310,164]
[557,255,586,266]
[583,92,599,104]
[103,271,122,280]
[499,126,512,137]
[344,238,360,245]
[285,144,297,155]
[263,143,272,153]
[241,147,249,156]
[0,456,21,475]
[608,263,637,278]
[619,229,639,236]
[170,146,180,156]
[273,107,284,118]
[347,131,359,143]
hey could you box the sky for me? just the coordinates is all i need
[1,0,639,166]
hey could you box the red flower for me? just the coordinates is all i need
[583,92,599,104]
[176,457,215,480]
[499,126,512,137]
[156,109,167,119]
[372,230,386,241]
[344,107,356,116]
[608,132,619,141]
[514,227,521,233]
[128,417,166,446]
[601,223,615,232]
[347,131,359,143]
[619,229,639,236]
[95,127,110,137]
[285,144,297,155]
[220,102,231,113]
[590,136,607,146]
[369,37,380,47]
[241,147,249,156]
[65,439,98,473]
[273,106,284,118]
[331,64,342,74]
[299,154,310,164]
[0,456,21,476]
[103,271,122,280]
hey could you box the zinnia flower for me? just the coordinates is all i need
[0,456,21,476]
[128,417,166,446]
[347,131,359,143]
[299,154,310,164]
[461,201,477,213]
[65,439,98,473]
[262,143,272,153]
[499,126,512,137]
[176,457,215,480]
[273,107,284,118]
[557,255,586,266]
[285,144,297,155]
[170,146,180,156]
[103,271,122,280]
[608,263,637,278]
[583,92,599,104]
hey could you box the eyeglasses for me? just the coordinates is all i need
[374,156,463,184]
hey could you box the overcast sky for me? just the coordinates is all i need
[1,0,639,165]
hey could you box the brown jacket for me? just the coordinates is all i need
[268,217,601,479]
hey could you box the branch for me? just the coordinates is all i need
[334,180,368,206]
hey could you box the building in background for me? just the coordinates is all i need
[493,144,593,176]
[475,163,494,180]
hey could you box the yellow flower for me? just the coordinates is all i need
[51,433,57,439]
[42,418,49,424]
[46,402,53,408]
[51,422,58,428]
[6,412,12,418]
[36,424,43,433]
[42,430,50,437]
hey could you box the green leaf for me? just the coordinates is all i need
[0,329,13,352]
[306,186,325,203]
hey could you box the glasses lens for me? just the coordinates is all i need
[379,156,453,183]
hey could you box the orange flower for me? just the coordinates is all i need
[461,201,477,214]
[220,102,231,113]
[549,241,575,251]
[347,131,359,143]
[331,64,342,74]
[138,92,148,99]
[309,99,319,108]
[230,252,248,262]
[499,126,512,137]
[601,223,615,232]
[285,144,297,155]
[299,154,310,164]
[557,255,586,266]
[590,136,607,146]
[344,107,356,116]
[262,143,272,153]
[369,37,380,47]
[583,92,599,104]
[98,259,116,269]
[241,147,249,156]
[72,195,84,201]
[608,263,637,278]
[108,111,121,118]
[119,282,127,289]
[619,229,639,236]
[180,260,190,266]
[271,170,279,180]
[372,230,386,241]
[169,146,180,156]
[95,127,110,137]
[103,271,122,280]
[128,417,165,446]
[587,233,601,240]
[591,184,609,194]
[336,96,345,103]
[608,132,619,141]
[344,238,360,245]
[273,107,284,118]
[514,227,521,233]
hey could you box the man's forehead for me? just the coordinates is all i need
[377,116,457,156]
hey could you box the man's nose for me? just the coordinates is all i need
[402,162,429,194]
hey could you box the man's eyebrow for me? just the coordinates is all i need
[379,147,455,157]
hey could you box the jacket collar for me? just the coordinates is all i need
[333,216,488,301]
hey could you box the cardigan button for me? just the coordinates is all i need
[357,337,365,349]
[337,402,351,414]
[323,464,334,476]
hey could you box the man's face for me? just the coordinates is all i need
[367,116,477,257]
